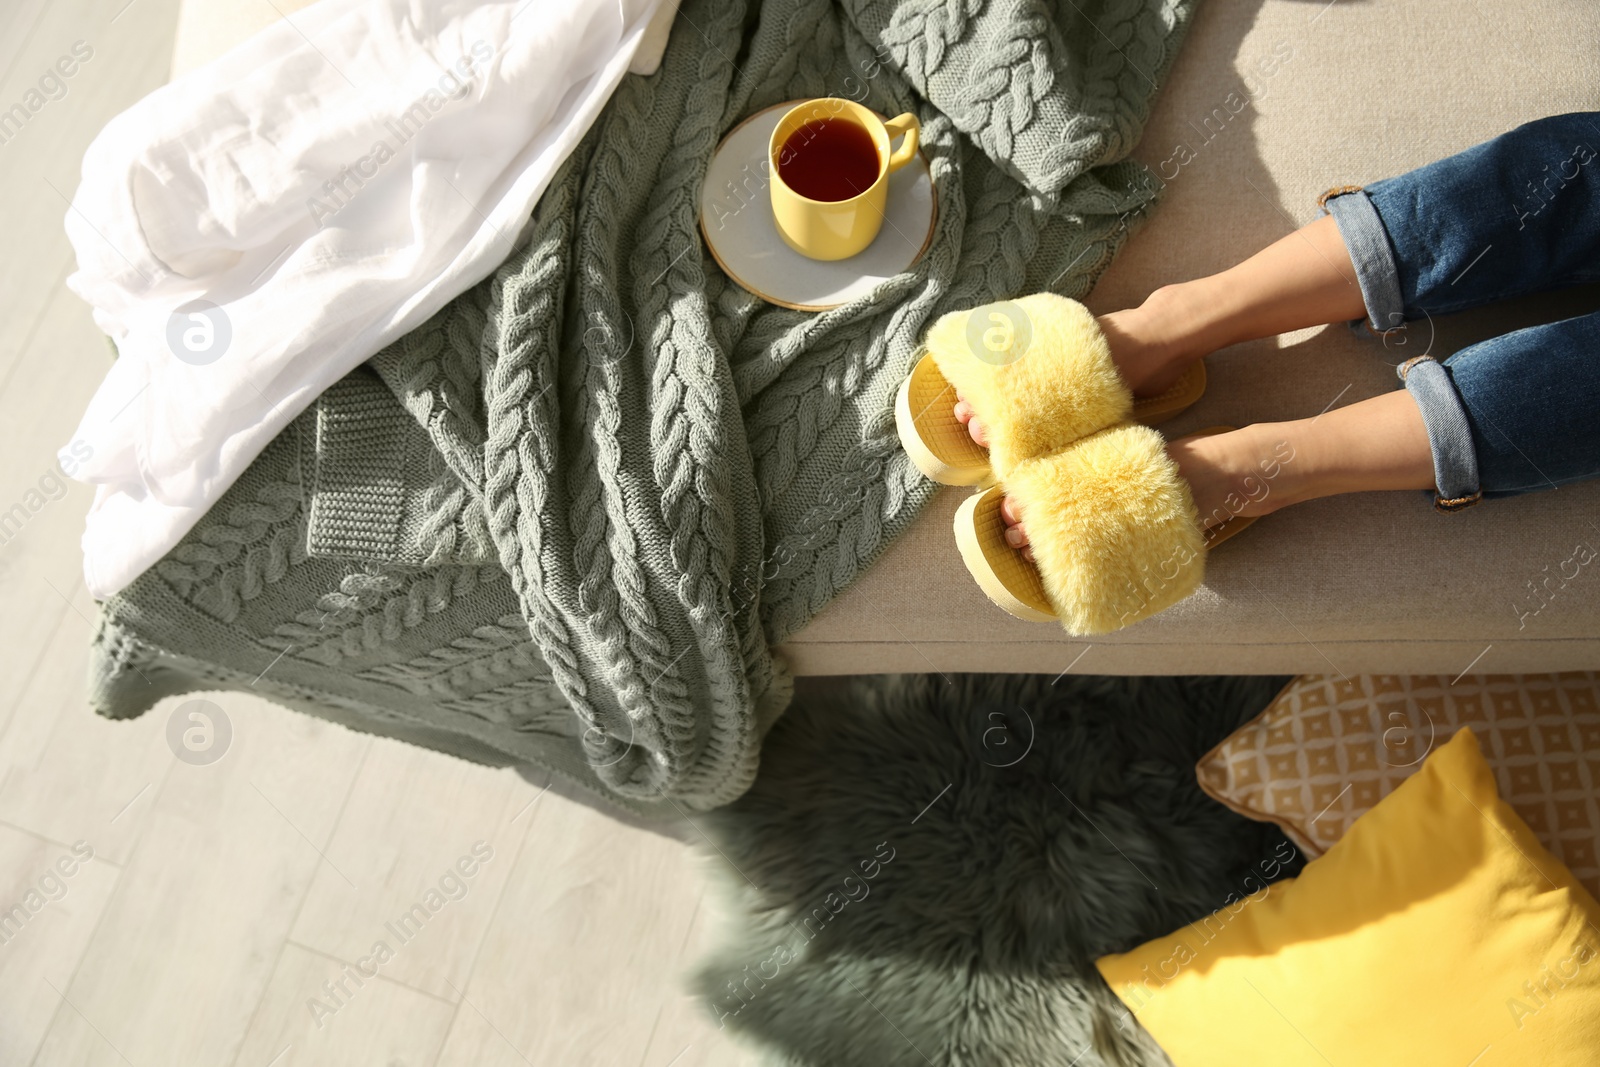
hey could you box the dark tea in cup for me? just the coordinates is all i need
[777,118,881,202]
[767,99,920,260]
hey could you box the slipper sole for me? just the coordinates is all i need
[954,487,1057,622]
[895,354,994,486]
[1204,513,1257,550]
[1133,361,1206,425]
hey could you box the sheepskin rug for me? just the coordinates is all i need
[693,672,1298,1067]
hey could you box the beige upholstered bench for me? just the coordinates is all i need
[174,0,1600,677]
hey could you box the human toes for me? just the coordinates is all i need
[1000,494,1026,531]
[953,392,990,447]
[956,405,988,446]
[1000,495,1032,560]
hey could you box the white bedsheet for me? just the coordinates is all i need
[62,0,677,599]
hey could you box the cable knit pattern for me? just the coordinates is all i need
[360,620,546,696]
[90,0,1198,811]
[263,564,502,668]
[153,431,307,623]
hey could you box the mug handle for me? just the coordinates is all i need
[883,113,920,173]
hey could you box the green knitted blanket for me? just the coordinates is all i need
[89,0,1197,813]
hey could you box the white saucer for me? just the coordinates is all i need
[698,100,936,312]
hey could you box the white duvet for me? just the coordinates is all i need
[62,0,677,599]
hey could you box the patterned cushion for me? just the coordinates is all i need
[1197,673,1600,899]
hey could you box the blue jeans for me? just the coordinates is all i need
[1320,112,1600,510]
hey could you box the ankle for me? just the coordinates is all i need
[1098,283,1218,396]
[1169,423,1311,528]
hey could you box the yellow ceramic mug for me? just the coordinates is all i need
[768,98,920,261]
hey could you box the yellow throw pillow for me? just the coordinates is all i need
[1097,728,1600,1066]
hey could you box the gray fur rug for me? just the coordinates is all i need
[693,673,1298,1067]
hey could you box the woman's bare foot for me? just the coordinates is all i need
[999,391,1436,562]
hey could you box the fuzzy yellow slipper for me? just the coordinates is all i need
[895,293,1205,485]
[953,424,1256,634]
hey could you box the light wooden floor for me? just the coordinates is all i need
[0,2,748,1064]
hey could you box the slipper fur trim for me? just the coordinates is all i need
[1006,423,1207,635]
[922,293,1131,477]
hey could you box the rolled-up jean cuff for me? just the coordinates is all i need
[1320,187,1405,334]
[1397,356,1482,512]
